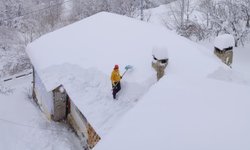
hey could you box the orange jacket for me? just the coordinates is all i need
[111,69,121,83]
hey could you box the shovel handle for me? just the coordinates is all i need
[121,70,128,77]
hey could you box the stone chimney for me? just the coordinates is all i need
[214,34,234,68]
[151,46,169,81]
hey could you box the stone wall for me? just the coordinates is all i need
[214,48,233,68]
[152,57,168,81]
[87,123,101,149]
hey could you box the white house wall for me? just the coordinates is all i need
[34,69,54,119]
[70,101,88,139]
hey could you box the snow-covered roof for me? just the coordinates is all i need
[26,12,224,137]
[93,75,250,150]
[214,34,234,50]
[26,12,221,90]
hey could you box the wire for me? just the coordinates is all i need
[1,0,71,22]
[0,117,71,133]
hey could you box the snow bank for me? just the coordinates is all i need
[214,34,234,50]
[94,75,250,150]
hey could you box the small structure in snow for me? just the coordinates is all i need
[152,46,169,80]
[32,69,100,149]
[214,34,234,68]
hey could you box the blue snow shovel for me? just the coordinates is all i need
[111,65,133,91]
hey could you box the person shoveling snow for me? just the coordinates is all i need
[111,65,133,100]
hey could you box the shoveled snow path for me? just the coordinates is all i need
[41,63,157,137]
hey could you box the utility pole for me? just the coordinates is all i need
[140,0,143,21]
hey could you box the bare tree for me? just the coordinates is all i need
[110,0,140,17]
[0,0,67,78]
[162,0,199,38]
[238,0,250,27]
[69,0,111,22]
[144,10,152,22]
[158,0,176,5]
[197,0,214,27]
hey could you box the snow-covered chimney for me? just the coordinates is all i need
[214,34,234,68]
[152,46,169,80]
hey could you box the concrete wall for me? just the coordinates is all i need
[34,69,54,120]
[69,100,89,139]
[68,100,100,149]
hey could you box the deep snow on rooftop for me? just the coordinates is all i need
[93,75,250,150]
[26,12,233,138]
[214,34,235,50]
[26,12,222,91]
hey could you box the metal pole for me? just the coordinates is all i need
[140,0,143,21]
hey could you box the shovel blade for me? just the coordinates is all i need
[125,65,133,70]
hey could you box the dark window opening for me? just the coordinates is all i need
[160,59,167,63]
[215,47,223,53]
[224,46,233,51]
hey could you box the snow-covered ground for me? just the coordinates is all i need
[0,76,83,150]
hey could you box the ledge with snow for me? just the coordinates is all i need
[26,12,250,149]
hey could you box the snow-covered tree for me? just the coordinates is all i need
[207,0,250,46]
[162,0,199,38]
[238,0,250,27]
[109,0,140,17]
[69,0,110,22]
[0,0,69,78]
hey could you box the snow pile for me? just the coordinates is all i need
[94,75,250,150]
[214,34,234,50]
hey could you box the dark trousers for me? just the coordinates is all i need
[112,82,121,99]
